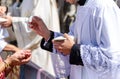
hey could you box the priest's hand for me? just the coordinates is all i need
[53,33,75,55]
[29,16,51,41]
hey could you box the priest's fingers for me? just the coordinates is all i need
[31,16,43,26]
[63,33,74,40]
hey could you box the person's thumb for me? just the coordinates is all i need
[64,33,74,40]
[63,33,70,39]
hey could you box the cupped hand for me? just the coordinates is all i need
[19,50,31,64]
[5,50,31,66]
[53,33,75,55]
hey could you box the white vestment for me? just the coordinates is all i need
[54,0,120,79]
[11,0,63,77]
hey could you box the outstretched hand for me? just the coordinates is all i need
[29,16,51,41]
[5,50,31,66]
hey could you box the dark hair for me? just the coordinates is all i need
[17,0,23,7]
[77,0,86,5]
[19,0,23,3]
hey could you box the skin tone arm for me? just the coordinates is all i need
[3,44,20,53]
[4,50,31,76]
[1,43,26,76]
[3,44,29,76]
[3,43,21,76]
[0,50,31,73]
[0,61,6,72]
[29,16,51,41]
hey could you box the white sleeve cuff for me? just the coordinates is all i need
[12,17,29,22]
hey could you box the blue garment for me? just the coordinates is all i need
[20,64,37,79]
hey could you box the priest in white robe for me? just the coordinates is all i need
[0,0,70,78]
[29,0,120,79]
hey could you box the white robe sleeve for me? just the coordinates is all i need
[0,27,9,39]
[12,17,41,49]
[80,5,120,74]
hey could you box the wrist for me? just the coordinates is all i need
[3,59,11,70]
[14,48,20,53]
[10,45,19,53]
[4,56,13,66]
[44,31,51,41]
